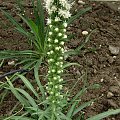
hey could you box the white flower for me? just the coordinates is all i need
[82,31,88,35]
[54,39,58,43]
[59,78,63,82]
[60,48,64,53]
[47,18,51,24]
[55,93,59,96]
[59,0,71,10]
[50,50,54,54]
[48,59,54,62]
[63,29,66,32]
[47,52,50,55]
[58,33,62,37]
[57,70,62,74]
[59,85,63,89]
[55,85,58,88]
[60,41,64,45]
[46,86,48,89]
[59,9,71,18]
[63,22,67,27]
[60,95,63,98]
[56,62,59,65]
[51,69,55,73]
[50,91,54,94]
[55,28,59,32]
[49,32,52,35]
[59,57,63,60]
[53,77,57,80]
[63,34,67,38]
[48,38,51,41]
[51,5,57,12]
[55,17,60,22]
[48,44,51,47]
[55,47,60,50]
[49,25,52,28]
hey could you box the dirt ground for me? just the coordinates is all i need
[0,0,120,120]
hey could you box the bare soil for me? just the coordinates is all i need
[0,0,120,120]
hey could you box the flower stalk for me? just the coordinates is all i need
[44,0,72,112]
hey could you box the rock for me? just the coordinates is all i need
[82,31,88,35]
[8,61,15,66]
[109,86,120,94]
[6,3,13,10]
[107,99,118,108]
[87,59,93,66]
[109,45,119,55]
[107,92,114,98]
[107,56,114,64]
[78,0,85,5]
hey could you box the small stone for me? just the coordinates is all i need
[8,61,15,66]
[107,56,114,64]
[109,86,120,94]
[100,78,104,82]
[107,99,118,108]
[87,59,93,66]
[82,31,88,35]
[78,0,85,5]
[107,92,114,98]
[109,45,119,55]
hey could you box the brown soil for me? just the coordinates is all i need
[0,0,120,120]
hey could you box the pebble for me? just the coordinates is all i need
[82,31,88,35]
[107,99,118,108]
[107,92,114,98]
[78,0,85,5]
[8,61,15,66]
[109,45,119,55]
[107,56,114,64]
[109,86,120,94]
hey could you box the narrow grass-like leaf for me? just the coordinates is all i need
[67,101,78,118]
[6,77,30,107]
[67,7,92,25]
[59,112,72,120]
[16,88,38,108]
[69,88,87,106]
[86,109,120,120]
[7,116,35,120]
[34,59,45,101]
[72,99,95,116]
[37,0,45,45]
[0,9,28,36]
[0,59,4,67]
[63,62,81,69]
[17,74,40,99]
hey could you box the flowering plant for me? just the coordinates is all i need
[1,0,120,120]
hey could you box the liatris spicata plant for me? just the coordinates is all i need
[44,0,72,112]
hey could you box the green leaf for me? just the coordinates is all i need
[6,77,30,107]
[86,109,120,120]
[59,112,72,120]
[37,0,45,43]
[69,88,87,106]
[7,116,35,120]
[67,101,78,118]
[67,7,92,25]
[17,74,40,99]
[16,88,38,108]
[34,59,45,101]
[63,62,81,69]
[72,99,95,116]
[0,9,28,36]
